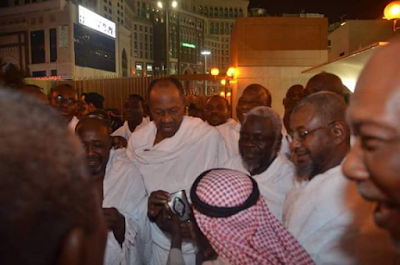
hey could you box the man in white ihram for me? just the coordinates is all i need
[224,106,295,222]
[126,77,229,265]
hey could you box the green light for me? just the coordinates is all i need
[182,42,196,49]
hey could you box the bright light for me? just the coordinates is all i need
[78,5,116,38]
[226,67,236,77]
[201,50,211,55]
[171,0,178,8]
[157,1,163,9]
[211,68,220,76]
[220,79,226,85]
[384,1,400,20]
[340,22,346,26]
[226,92,231,97]
[341,77,357,92]
[220,91,225,97]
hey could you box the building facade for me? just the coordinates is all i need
[0,0,249,80]
[0,0,131,79]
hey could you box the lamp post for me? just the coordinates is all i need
[157,0,178,74]
[201,50,211,94]
[384,1,400,32]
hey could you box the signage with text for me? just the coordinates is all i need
[181,42,196,49]
[79,5,116,38]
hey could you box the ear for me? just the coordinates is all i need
[330,121,347,145]
[282,98,287,108]
[57,227,85,265]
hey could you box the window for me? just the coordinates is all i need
[139,25,142,31]
[32,71,46,77]
[30,30,45,64]
[104,6,107,11]
[51,69,57,76]
[49,28,57,62]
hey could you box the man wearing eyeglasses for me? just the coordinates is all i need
[283,92,395,264]
[50,84,79,131]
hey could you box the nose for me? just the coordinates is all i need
[343,138,369,182]
[86,144,95,156]
[162,112,173,123]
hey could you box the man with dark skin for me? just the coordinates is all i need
[204,95,230,126]
[112,94,148,141]
[305,72,344,96]
[76,116,151,264]
[343,37,400,252]
[76,118,125,245]
[76,100,89,120]
[284,92,395,263]
[236,84,272,124]
[224,106,295,221]
[282,84,305,134]
[50,84,79,130]
[126,77,228,264]
[0,89,107,265]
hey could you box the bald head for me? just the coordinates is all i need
[351,38,400,122]
[237,84,272,123]
[18,84,48,103]
[306,72,344,96]
[292,91,347,124]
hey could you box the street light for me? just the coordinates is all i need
[211,67,219,76]
[384,1,400,32]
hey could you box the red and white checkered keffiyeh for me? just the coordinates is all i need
[192,169,314,265]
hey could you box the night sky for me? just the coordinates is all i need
[249,0,393,23]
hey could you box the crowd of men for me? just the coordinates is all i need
[2,36,400,265]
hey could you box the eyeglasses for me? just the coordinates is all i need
[55,95,77,106]
[287,121,336,143]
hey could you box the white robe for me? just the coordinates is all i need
[216,118,240,158]
[283,164,397,264]
[112,117,150,141]
[126,116,229,265]
[224,154,295,222]
[68,116,79,132]
[103,149,152,265]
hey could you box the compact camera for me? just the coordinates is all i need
[168,190,192,222]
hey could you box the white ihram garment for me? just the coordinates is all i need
[112,117,150,141]
[283,164,397,264]
[126,116,229,265]
[224,154,295,222]
[103,149,151,265]
[216,118,240,158]
[68,116,79,132]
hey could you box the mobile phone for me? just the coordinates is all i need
[168,190,192,222]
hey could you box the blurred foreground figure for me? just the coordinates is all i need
[224,107,295,221]
[18,84,48,103]
[0,89,107,265]
[50,83,79,131]
[127,77,228,265]
[284,92,396,264]
[343,37,400,253]
[76,116,151,265]
[186,169,314,265]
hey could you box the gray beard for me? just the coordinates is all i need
[242,159,260,174]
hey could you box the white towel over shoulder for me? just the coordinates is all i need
[216,118,240,158]
[126,116,229,265]
[103,149,151,265]
[224,154,295,222]
[283,164,396,264]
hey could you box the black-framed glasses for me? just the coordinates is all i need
[55,95,76,106]
[287,121,336,143]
